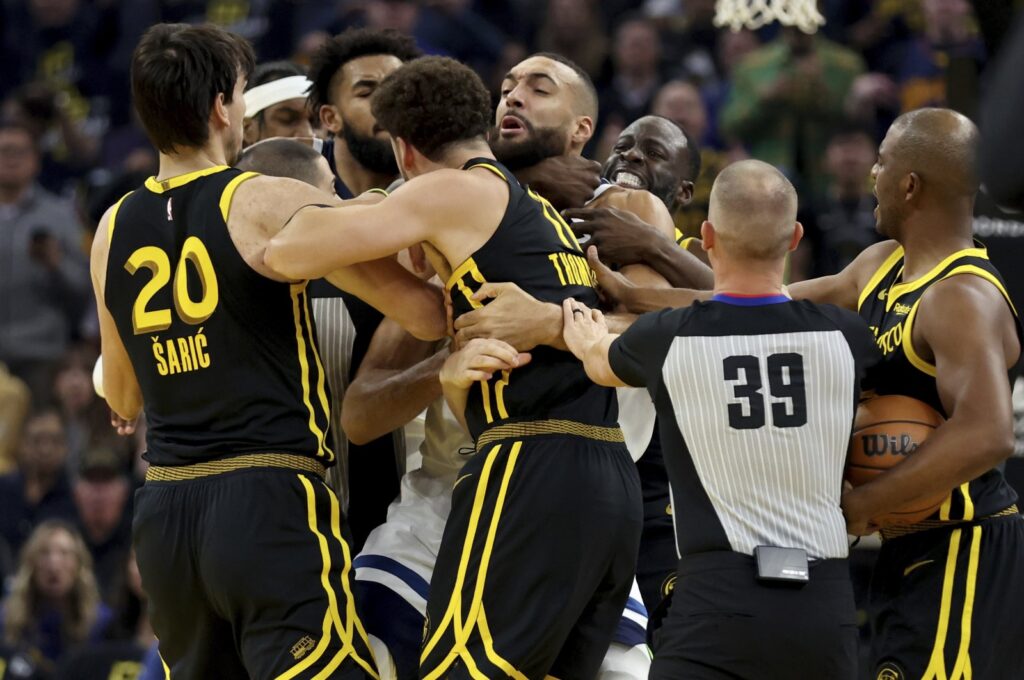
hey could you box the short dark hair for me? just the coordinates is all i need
[307,28,421,114]
[131,23,256,154]
[236,138,325,188]
[247,60,305,89]
[372,56,492,162]
[530,51,599,124]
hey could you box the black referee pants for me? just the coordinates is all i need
[651,551,858,680]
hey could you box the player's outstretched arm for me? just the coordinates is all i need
[264,170,466,278]
[341,318,447,445]
[841,276,1021,534]
[452,281,637,352]
[90,207,143,421]
[787,240,899,309]
[439,339,531,434]
[561,299,626,388]
[587,246,709,313]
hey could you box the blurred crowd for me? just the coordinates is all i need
[0,0,1016,677]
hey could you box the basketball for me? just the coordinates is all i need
[846,395,948,526]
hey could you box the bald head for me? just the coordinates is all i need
[707,160,798,261]
[524,53,599,123]
[236,138,335,194]
[885,108,979,200]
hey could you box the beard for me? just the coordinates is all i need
[342,125,399,175]
[490,121,569,171]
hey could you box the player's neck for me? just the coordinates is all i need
[899,211,975,281]
[711,259,786,297]
[440,142,494,170]
[156,146,229,181]
[333,139,395,195]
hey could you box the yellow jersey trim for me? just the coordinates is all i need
[144,165,231,194]
[106,191,133,242]
[857,245,905,312]
[886,246,988,308]
[922,528,962,680]
[679,236,696,251]
[466,162,509,182]
[950,526,982,680]
[146,452,326,482]
[290,284,330,459]
[219,171,259,223]
[476,418,625,451]
[901,264,1016,378]
[302,291,335,462]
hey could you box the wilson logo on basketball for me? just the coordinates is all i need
[860,433,919,457]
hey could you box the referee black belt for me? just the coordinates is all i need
[145,452,327,482]
[676,550,850,581]
[475,418,625,450]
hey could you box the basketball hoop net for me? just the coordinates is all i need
[714,0,825,34]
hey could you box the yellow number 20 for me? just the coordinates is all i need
[125,237,219,334]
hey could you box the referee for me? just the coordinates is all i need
[563,159,878,679]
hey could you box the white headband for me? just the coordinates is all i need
[244,76,312,117]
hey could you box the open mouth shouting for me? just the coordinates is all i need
[499,114,530,139]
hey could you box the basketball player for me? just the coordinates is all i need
[455,112,708,617]
[92,24,445,677]
[304,28,422,548]
[344,75,695,678]
[236,138,336,193]
[265,56,642,679]
[593,108,1024,680]
[242,61,313,147]
[563,159,874,680]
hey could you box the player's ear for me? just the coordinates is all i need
[211,92,230,129]
[319,104,342,135]
[676,180,694,208]
[789,221,804,252]
[700,220,714,249]
[903,171,920,203]
[570,115,594,149]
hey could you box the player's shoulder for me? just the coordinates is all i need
[847,239,901,284]
[592,185,674,234]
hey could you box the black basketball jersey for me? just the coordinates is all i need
[858,243,1022,523]
[610,296,879,559]
[448,158,618,439]
[104,166,334,466]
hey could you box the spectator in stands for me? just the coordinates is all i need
[0,520,111,673]
[242,61,314,148]
[595,14,664,158]
[0,363,30,476]
[791,123,880,280]
[655,0,720,84]
[0,410,78,559]
[53,345,107,470]
[720,27,864,199]
[54,550,151,680]
[0,122,90,404]
[1,0,107,193]
[702,28,760,151]
[72,447,133,601]
[885,0,984,113]
[652,80,734,238]
[535,0,609,78]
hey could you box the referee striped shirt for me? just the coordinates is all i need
[609,294,879,560]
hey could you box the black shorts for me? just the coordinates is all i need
[420,432,642,680]
[870,512,1024,680]
[651,551,858,680]
[133,456,378,679]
